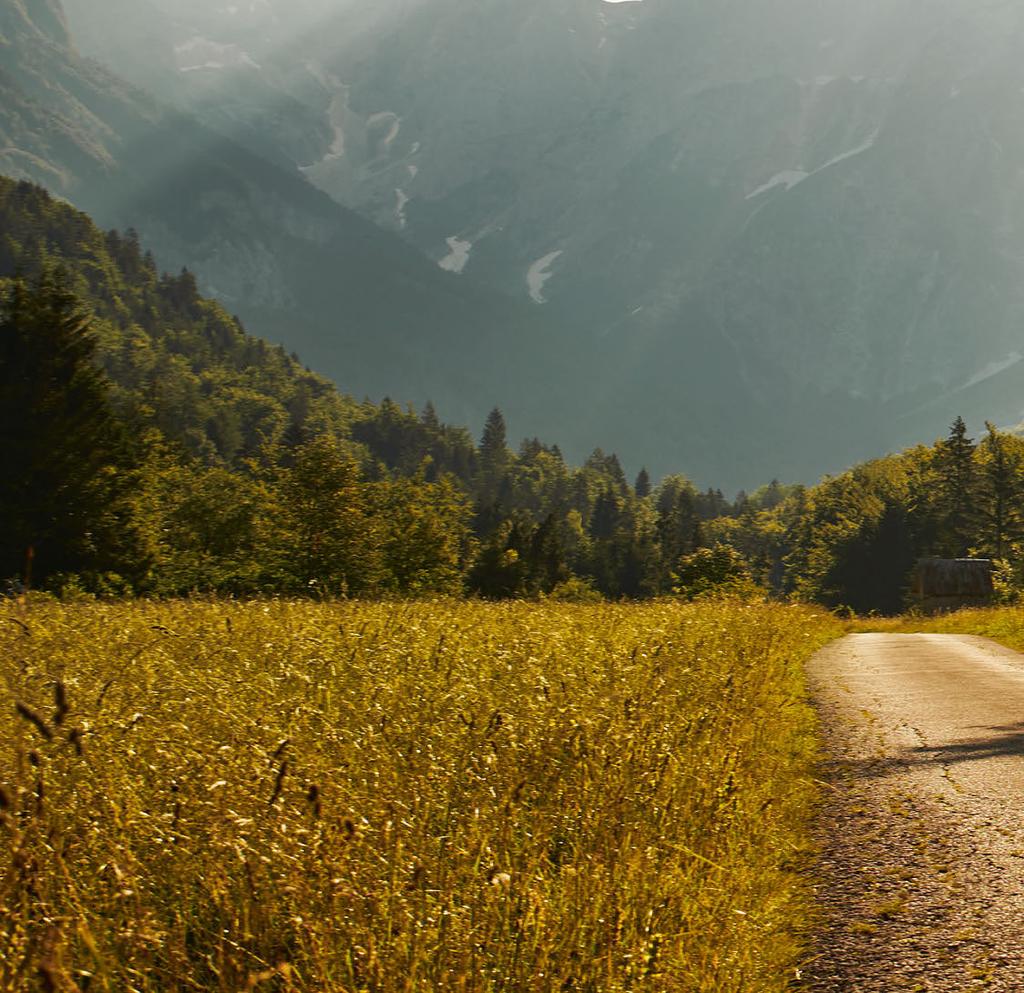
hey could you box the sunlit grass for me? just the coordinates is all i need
[884,604,1024,651]
[0,598,840,992]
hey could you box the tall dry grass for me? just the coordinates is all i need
[885,603,1024,650]
[0,598,839,992]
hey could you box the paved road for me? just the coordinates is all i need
[805,634,1024,992]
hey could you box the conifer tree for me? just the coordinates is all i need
[421,400,441,431]
[656,478,699,557]
[934,416,976,557]
[477,407,512,501]
[0,272,135,586]
[976,423,1024,560]
[634,467,651,499]
[525,514,570,593]
[467,518,528,598]
[590,486,621,540]
[479,407,510,474]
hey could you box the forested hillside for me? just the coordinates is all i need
[4,177,1021,613]
[701,415,1024,615]
[0,179,728,598]
[64,0,1024,488]
[0,0,551,437]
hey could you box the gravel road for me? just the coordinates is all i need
[804,634,1024,992]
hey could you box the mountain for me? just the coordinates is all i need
[0,176,723,603]
[62,0,1024,488]
[0,0,559,447]
[0,174,376,463]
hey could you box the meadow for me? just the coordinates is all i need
[884,603,1024,651]
[0,598,840,992]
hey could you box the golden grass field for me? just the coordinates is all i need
[0,598,840,992]
[883,603,1024,651]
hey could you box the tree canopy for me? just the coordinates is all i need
[4,179,1024,611]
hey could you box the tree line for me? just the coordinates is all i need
[3,177,1022,612]
[750,417,1024,614]
[0,257,756,601]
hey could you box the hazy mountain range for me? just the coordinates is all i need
[0,0,551,445]
[7,0,1024,488]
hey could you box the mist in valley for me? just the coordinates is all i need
[38,0,1024,487]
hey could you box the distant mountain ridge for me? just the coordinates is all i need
[0,0,563,454]
[2,0,71,46]
[57,0,1024,488]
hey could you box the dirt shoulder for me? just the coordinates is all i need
[803,634,1024,992]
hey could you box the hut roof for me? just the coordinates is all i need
[913,558,994,598]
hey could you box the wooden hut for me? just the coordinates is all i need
[910,558,994,614]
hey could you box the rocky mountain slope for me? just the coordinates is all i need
[0,0,554,441]
[52,0,1024,486]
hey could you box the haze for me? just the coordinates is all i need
[52,0,1024,488]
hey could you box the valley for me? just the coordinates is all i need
[10,4,1024,991]
[45,0,1024,487]
[0,0,557,455]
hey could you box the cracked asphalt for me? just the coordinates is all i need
[803,634,1024,992]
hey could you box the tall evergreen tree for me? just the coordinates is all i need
[421,400,441,431]
[656,477,700,558]
[590,486,622,541]
[976,423,1024,560]
[934,416,976,557]
[696,488,731,521]
[634,467,651,499]
[467,518,528,598]
[479,407,510,475]
[584,449,628,492]
[476,406,512,502]
[0,272,135,586]
[525,513,570,594]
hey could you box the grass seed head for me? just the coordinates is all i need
[53,680,69,727]
[16,702,53,740]
[268,760,288,806]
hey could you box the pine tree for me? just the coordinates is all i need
[934,416,976,557]
[525,514,569,594]
[590,486,621,540]
[0,272,135,586]
[477,407,512,499]
[634,467,651,499]
[976,423,1024,560]
[696,488,730,521]
[755,479,786,511]
[467,518,528,598]
[480,407,510,472]
[421,400,441,431]
[584,449,628,491]
[656,478,699,556]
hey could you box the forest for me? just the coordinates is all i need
[2,177,1020,615]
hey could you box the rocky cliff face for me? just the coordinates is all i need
[0,0,553,446]
[48,0,1024,486]
[1,0,70,46]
